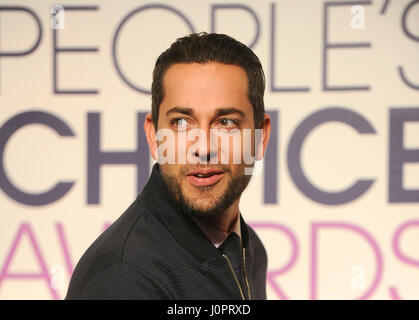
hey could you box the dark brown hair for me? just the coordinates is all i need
[151,32,266,129]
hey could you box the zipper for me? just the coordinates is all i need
[222,250,251,300]
[223,253,245,300]
[242,248,251,300]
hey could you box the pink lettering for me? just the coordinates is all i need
[250,222,299,300]
[389,220,419,300]
[310,222,383,300]
[0,223,59,300]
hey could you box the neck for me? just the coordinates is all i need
[194,198,240,233]
[189,198,242,248]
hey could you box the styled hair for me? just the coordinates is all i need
[151,32,266,129]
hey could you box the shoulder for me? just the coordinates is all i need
[246,223,265,249]
[66,262,174,299]
[67,198,174,298]
[244,223,268,264]
[83,196,169,264]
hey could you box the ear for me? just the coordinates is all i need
[256,113,271,161]
[144,113,158,161]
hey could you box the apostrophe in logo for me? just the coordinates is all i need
[50,4,65,30]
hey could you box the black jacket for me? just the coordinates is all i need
[66,164,267,300]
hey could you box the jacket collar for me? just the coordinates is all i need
[137,163,249,263]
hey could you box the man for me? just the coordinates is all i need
[66,32,271,300]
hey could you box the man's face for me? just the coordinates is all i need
[148,62,260,217]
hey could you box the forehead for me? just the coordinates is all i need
[160,62,252,116]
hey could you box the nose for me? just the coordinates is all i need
[194,147,217,163]
[192,128,218,164]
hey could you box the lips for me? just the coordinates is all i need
[186,168,225,187]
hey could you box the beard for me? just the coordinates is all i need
[160,164,252,218]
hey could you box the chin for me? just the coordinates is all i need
[182,190,221,210]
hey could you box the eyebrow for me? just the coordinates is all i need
[166,107,193,116]
[214,108,245,118]
[165,106,245,118]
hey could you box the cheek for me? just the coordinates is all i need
[175,132,188,164]
[228,164,246,180]
[160,163,182,179]
[221,130,256,164]
[243,129,257,156]
[215,130,243,164]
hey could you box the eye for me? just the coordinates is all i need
[218,119,239,128]
[171,118,189,128]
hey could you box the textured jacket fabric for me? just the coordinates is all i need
[65,163,267,300]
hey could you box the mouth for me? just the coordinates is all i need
[186,168,225,187]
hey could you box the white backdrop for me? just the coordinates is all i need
[0,0,418,299]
